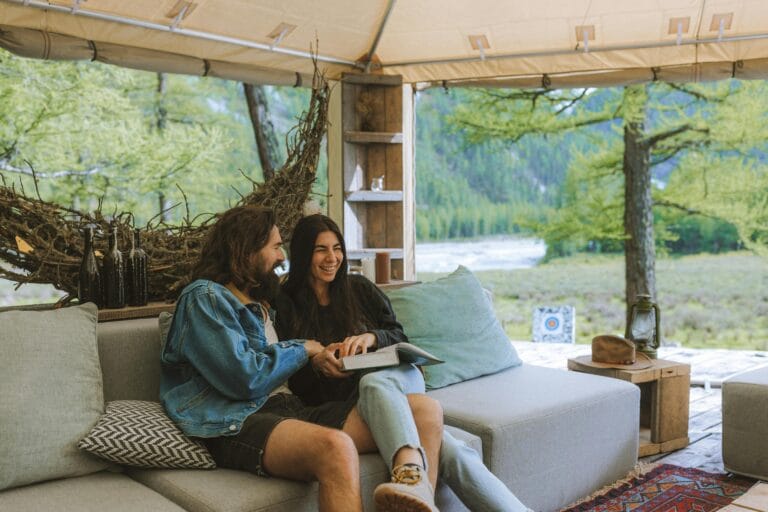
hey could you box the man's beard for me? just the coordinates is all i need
[248,266,281,303]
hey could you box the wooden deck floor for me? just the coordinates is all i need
[511,341,768,474]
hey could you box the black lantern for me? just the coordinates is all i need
[626,294,661,359]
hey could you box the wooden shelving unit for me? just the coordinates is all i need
[331,72,414,281]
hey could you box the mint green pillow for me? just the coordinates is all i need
[386,266,522,389]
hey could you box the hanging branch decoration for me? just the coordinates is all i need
[0,62,330,303]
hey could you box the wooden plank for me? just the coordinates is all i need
[344,131,403,144]
[384,84,402,133]
[347,248,404,259]
[98,302,175,322]
[656,373,690,443]
[366,203,388,248]
[326,82,344,227]
[345,190,403,202]
[660,436,689,453]
[401,83,415,280]
[342,73,402,86]
[376,280,419,290]
[386,202,403,249]
[688,408,722,433]
[369,85,387,132]
[385,144,403,189]
[652,432,724,474]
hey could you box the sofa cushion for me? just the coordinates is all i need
[427,363,640,512]
[98,317,162,402]
[0,471,187,512]
[79,400,216,469]
[0,303,108,491]
[127,453,390,512]
[386,265,522,389]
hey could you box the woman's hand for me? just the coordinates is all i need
[337,332,377,358]
[310,342,349,379]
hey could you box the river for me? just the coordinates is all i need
[415,236,546,273]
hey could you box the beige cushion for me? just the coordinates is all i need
[0,303,108,491]
[0,471,187,512]
[127,454,389,512]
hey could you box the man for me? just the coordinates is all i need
[160,205,441,512]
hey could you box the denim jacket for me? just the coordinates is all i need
[160,279,308,438]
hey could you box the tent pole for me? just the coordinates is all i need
[363,0,396,73]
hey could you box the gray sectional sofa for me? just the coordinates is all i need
[0,308,640,512]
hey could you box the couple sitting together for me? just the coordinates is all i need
[160,205,531,512]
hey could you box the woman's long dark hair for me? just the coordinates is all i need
[282,214,369,342]
[191,206,276,291]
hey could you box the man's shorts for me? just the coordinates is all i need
[201,393,357,477]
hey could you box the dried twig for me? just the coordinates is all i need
[0,63,330,303]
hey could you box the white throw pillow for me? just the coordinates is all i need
[0,303,108,491]
[79,400,216,469]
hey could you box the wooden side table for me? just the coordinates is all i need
[568,356,691,456]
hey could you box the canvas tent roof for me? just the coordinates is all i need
[2,0,768,88]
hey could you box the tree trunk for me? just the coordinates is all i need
[156,73,169,221]
[243,83,281,181]
[622,84,657,327]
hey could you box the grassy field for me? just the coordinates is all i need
[418,252,768,351]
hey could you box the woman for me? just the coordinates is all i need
[278,214,530,512]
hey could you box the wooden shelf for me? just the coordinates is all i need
[98,302,175,322]
[345,190,403,202]
[348,248,404,260]
[377,280,420,290]
[344,131,403,144]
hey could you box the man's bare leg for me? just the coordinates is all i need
[262,419,362,512]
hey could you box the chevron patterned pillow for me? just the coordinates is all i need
[78,400,216,469]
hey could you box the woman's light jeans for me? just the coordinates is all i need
[356,364,530,512]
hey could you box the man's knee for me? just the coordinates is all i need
[309,429,359,474]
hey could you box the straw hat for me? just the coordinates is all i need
[580,334,653,370]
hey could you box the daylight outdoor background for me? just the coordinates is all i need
[1,49,766,350]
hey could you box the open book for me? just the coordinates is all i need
[341,342,444,372]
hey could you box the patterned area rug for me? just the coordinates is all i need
[561,464,756,512]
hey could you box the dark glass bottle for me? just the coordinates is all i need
[78,226,103,307]
[102,224,125,309]
[126,229,149,307]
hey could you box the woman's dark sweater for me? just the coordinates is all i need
[275,274,407,405]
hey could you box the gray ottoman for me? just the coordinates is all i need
[722,366,768,480]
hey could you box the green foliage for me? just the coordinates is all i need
[0,50,326,226]
[446,79,768,257]
[414,89,572,241]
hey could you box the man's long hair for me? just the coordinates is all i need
[282,214,368,341]
[192,206,277,293]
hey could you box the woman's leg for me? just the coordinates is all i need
[356,365,432,472]
[357,365,532,511]
[407,394,443,487]
[439,430,531,512]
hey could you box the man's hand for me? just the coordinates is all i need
[303,339,325,357]
[336,332,377,358]
[310,343,349,379]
